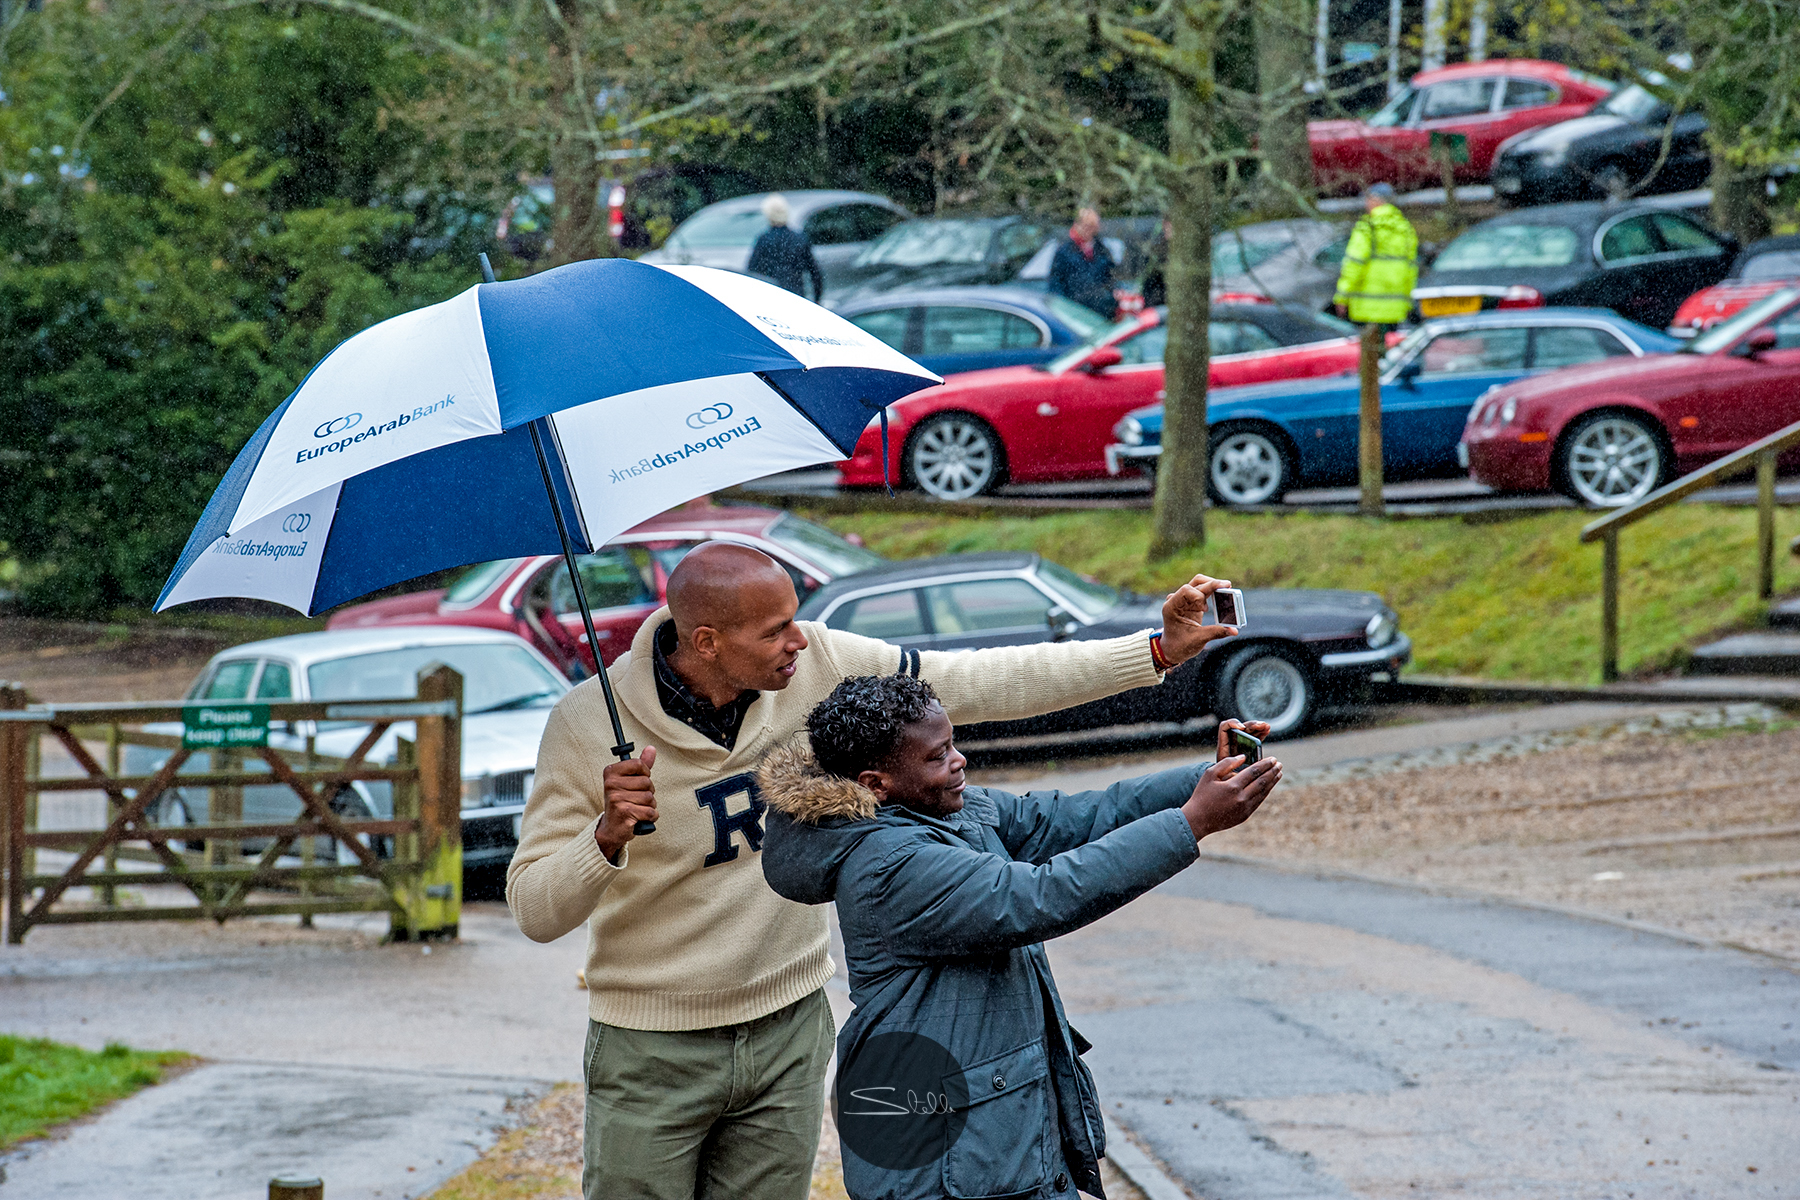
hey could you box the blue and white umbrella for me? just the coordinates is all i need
[156,259,938,618]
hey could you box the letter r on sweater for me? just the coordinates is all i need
[696,773,766,868]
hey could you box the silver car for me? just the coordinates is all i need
[638,189,912,291]
[132,627,570,874]
[1211,219,1350,313]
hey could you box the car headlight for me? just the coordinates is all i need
[1114,416,1143,446]
[1536,145,1568,168]
[1365,611,1397,649]
[462,775,493,811]
[1500,398,1517,425]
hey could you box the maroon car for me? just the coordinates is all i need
[327,504,883,674]
[1462,288,1800,507]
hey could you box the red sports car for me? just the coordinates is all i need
[326,504,883,673]
[1463,288,1800,507]
[1667,234,1800,337]
[836,304,1367,498]
[1309,60,1614,195]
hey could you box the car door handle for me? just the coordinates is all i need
[1037,403,1059,416]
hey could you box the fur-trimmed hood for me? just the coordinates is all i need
[758,741,889,907]
[755,741,879,824]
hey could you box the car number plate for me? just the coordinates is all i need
[1420,295,1482,317]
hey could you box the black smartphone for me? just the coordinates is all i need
[1228,727,1263,765]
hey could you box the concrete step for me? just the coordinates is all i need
[1770,596,1800,628]
[1687,632,1800,676]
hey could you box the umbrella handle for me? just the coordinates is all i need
[619,745,655,836]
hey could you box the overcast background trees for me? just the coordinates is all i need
[2,0,1795,613]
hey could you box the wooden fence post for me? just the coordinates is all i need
[3,683,31,945]
[1358,324,1386,517]
[1757,448,1777,600]
[1601,529,1620,683]
[397,665,462,941]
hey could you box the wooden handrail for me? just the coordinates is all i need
[1580,418,1800,542]
[1579,417,1800,681]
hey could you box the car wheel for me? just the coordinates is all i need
[1207,425,1292,506]
[147,789,202,853]
[1557,412,1666,508]
[906,414,1004,500]
[1214,645,1314,738]
[1593,161,1632,200]
[329,787,390,862]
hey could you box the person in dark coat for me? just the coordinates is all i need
[747,193,826,302]
[759,675,1281,1200]
[1047,207,1118,319]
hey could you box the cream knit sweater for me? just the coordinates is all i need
[507,608,1164,1031]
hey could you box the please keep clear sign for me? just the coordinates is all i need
[183,704,271,749]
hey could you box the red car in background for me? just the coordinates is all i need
[326,504,883,674]
[1309,61,1614,195]
[836,304,1368,499]
[1668,235,1800,337]
[1463,288,1800,507]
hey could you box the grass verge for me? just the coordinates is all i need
[0,1037,192,1150]
[798,503,1800,685]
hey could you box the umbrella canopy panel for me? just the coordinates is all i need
[155,260,939,617]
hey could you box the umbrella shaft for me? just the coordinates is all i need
[528,420,635,765]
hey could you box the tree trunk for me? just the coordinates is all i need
[1149,7,1216,560]
[1254,0,1314,214]
[543,0,608,269]
[1711,157,1771,246]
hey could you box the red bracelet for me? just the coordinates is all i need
[1149,632,1173,674]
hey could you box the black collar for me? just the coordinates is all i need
[650,620,758,751]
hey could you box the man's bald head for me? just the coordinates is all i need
[667,542,795,639]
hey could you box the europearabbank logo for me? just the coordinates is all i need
[281,512,312,533]
[686,403,734,429]
[295,396,456,464]
[314,413,362,439]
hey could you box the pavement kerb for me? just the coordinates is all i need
[1102,1114,1194,1200]
[1195,848,1800,973]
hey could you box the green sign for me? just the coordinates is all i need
[183,704,270,749]
[1429,131,1470,165]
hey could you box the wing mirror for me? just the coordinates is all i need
[1082,347,1124,373]
[1047,605,1080,642]
[1396,357,1423,385]
[1740,327,1779,357]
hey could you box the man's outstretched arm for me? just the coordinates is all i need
[817,573,1240,726]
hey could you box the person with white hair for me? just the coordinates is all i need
[746,193,825,302]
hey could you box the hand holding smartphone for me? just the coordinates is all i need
[1227,727,1262,765]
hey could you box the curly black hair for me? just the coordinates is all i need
[806,675,941,781]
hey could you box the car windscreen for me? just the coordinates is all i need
[1740,251,1800,282]
[1036,560,1121,621]
[1432,224,1579,270]
[666,205,767,248]
[1365,85,1416,128]
[1212,231,1291,276]
[1043,294,1113,340]
[856,221,993,267]
[307,644,566,715]
[1597,84,1667,123]
[766,513,885,579]
[1686,288,1800,355]
[444,558,520,604]
[1044,315,1145,373]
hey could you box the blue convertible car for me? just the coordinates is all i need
[1106,309,1680,505]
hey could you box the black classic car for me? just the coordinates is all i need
[1491,82,1711,206]
[1412,202,1735,329]
[794,553,1411,738]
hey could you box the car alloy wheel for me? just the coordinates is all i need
[1208,428,1289,506]
[909,415,1001,500]
[1563,414,1663,507]
[1216,646,1313,738]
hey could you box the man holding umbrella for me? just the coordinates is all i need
[508,543,1241,1200]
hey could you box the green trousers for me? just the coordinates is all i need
[583,989,836,1200]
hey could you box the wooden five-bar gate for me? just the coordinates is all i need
[1,665,464,944]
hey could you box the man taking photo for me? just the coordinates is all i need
[507,541,1242,1200]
